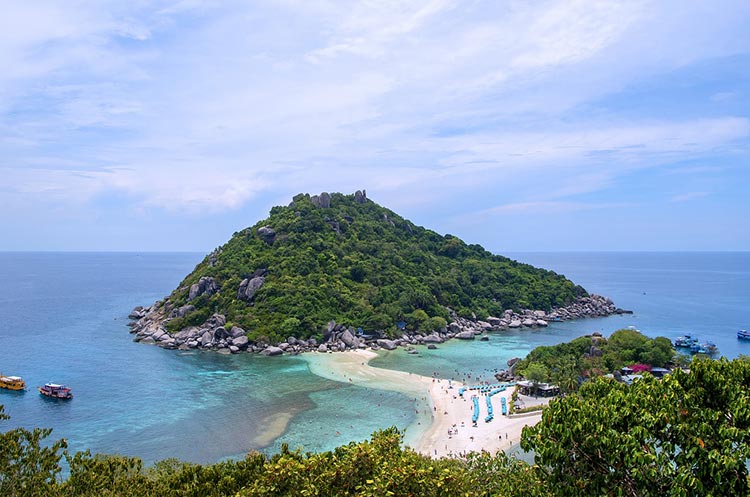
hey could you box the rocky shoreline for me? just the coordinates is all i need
[127,294,632,356]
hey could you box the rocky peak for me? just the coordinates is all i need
[310,192,331,208]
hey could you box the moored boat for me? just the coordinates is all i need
[0,374,26,391]
[692,342,717,355]
[702,342,718,354]
[674,335,697,348]
[738,330,750,340]
[38,383,73,400]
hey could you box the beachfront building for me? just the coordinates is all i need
[650,367,670,378]
[620,366,671,379]
[517,380,560,397]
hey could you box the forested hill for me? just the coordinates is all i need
[143,191,587,343]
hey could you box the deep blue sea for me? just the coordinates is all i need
[0,252,748,465]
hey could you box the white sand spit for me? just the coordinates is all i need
[304,349,544,458]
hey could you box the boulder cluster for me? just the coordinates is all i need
[492,358,523,383]
[127,294,629,356]
[128,310,250,354]
[237,270,266,302]
[450,294,630,335]
[188,276,219,301]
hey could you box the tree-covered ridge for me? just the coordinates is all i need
[163,191,586,343]
[515,329,676,393]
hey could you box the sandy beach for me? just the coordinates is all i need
[304,349,544,458]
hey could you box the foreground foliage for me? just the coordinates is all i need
[0,407,67,497]
[522,357,750,496]
[2,358,748,496]
[0,420,544,497]
[164,192,585,342]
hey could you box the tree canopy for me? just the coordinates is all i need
[521,357,750,496]
[516,329,676,393]
[1,412,543,497]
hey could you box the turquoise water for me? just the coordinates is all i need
[0,253,415,464]
[0,252,748,464]
[374,252,750,381]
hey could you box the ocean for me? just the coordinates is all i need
[0,252,748,465]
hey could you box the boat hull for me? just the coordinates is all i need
[38,385,73,400]
[0,376,26,391]
[674,335,697,348]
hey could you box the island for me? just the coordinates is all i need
[128,190,629,354]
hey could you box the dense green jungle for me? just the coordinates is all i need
[162,191,585,343]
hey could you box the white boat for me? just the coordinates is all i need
[38,383,73,400]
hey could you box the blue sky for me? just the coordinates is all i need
[1,0,748,252]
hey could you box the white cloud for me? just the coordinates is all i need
[437,117,750,171]
[0,0,749,223]
[670,191,711,203]
[305,0,456,61]
[478,200,633,215]
[511,0,644,69]
[711,91,738,102]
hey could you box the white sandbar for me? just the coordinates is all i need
[304,349,544,457]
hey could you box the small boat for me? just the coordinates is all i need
[0,374,26,391]
[674,335,698,348]
[688,341,717,355]
[738,330,750,340]
[702,342,718,354]
[38,383,73,400]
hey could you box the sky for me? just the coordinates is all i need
[1,0,748,252]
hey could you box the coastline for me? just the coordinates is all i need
[3,252,746,467]
[303,349,544,458]
[128,294,629,356]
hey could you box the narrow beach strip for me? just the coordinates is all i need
[304,349,435,447]
[303,349,543,458]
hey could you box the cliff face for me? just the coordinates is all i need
[128,191,628,353]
